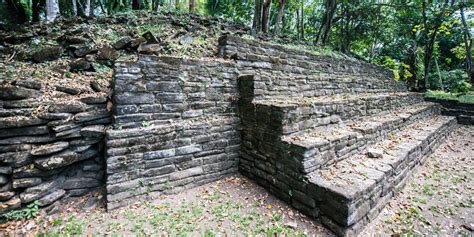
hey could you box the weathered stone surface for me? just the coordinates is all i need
[0,135,55,145]
[113,36,132,49]
[20,177,64,203]
[31,46,63,62]
[142,31,160,44]
[80,95,108,104]
[14,78,42,90]
[13,178,42,189]
[367,148,383,158]
[0,197,21,215]
[38,189,66,207]
[34,147,98,170]
[0,175,8,185]
[48,102,87,113]
[82,196,100,210]
[0,86,42,100]
[97,46,120,61]
[0,117,47,129]
[31,142,69,156]
[73,44,97,57]
[56,85,82,95]
[74,110,110,122]
[0,191,15,201]
[81,125,105,138]
[137,44,162,54]
[0,167,12,174]
[62,177,101,189]
[0,125,49,138]
[130,37,147,48]
[37,112,73,120]
[0,151,31,167]
[69,58,94,72]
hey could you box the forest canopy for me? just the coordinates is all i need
[1,0,473,92]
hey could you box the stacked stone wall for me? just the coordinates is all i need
[106,56,241,208]
[219,35,407,100]
[0,82,108,215]
[425,97,474,125]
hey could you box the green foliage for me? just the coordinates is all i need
[425,90,474,104]
[428,69,470,93]
[0,0,469,92]
[2,201,40,221]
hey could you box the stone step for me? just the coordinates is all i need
[281,102,439,173]
[252,92,424,136]
[306,115,457,236]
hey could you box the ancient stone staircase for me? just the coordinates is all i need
[220,36,457,236]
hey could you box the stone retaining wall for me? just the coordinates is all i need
[106,56,240,209]
[425,97,474,125]
[218,35,407,100]
[0,81,109,215]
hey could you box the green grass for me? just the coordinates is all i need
[425,90,474,104]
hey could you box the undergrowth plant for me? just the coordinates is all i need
[2,200,40,221]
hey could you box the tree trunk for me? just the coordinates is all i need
[72,0,77,16]
[252,0,263,33]
[46,0,60,22]
[421,0,451,91]
[89,0,95,16]
[315,0,336,45]
[153,0,160,11]
[296,7,300,40]
[261,0,271,33]
[84,0,91,16]
[32,0,42,22]
[299,0,304,40]
[273,0,286,36]
[405,45,418,91]
[7,0,28,23]
[189,0,195,13]
[460,6,474,85]
[132,0,141,9]
[419,0,429,91]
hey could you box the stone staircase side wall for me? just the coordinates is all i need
[106,56,241,209]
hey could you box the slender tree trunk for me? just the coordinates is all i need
[32,0,42,22]
[315,0,336,45]
[252,0,263,33]
[153,0,160,11]
[89,0,95,16]
[460,6,474,85]
[405,45,418,91]
[300,0,304,40]
[72,0,77,16]
[421,0,451,91]
[46,0,60,22]
[261,0,271,33]
[273,0,286,36]
[420,0,429,91]
[132,0,141,9]
[189,0,195,13]
[296,7,300,40]
[435,58,444,90]
[84,0,91,15]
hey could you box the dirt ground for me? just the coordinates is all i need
[1,125,473,236]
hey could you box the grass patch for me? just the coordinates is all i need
[425,90,474,104]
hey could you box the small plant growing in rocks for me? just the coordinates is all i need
[2,200,40,221]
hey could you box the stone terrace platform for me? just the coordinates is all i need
[219,36,458,236]
[105,35,457,236]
